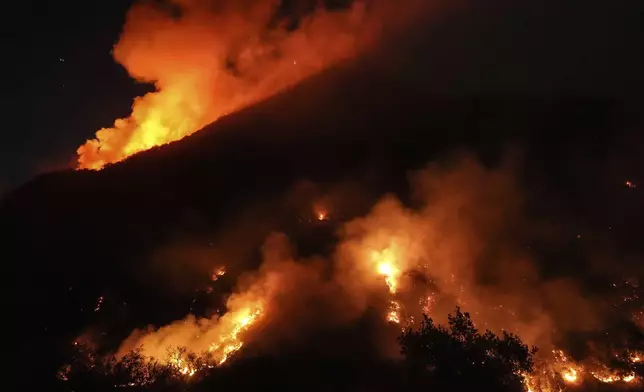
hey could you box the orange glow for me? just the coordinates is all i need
[117,292,266,371]
[208,307,262,365]
[561,367,579,384]
[592,371,637,384]
[372,248,402,294]
[623,374,636,383]
[76,0,374,170]
[386,300,401,324]
[211,266,226,281]
[520,348,643,388]
[168,353,197,377]
[101,157,643,389]
[313,201,329,221]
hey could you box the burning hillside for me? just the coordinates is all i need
[75,0,423,170]
[57,155,643,391]
[11,1,643,391]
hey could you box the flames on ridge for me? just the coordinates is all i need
[75,0,382,170]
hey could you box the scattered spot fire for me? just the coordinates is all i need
[211,266,226,282]
[521,348,641,391]
[94,295,104,312]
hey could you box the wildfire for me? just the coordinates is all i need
[116,296,265,374]
[591,371,637,384]
[75,0,371,170]
[211,266,226,282]
[207,307,262,365]
[168,353,197,377]
[372,248,402,295]
[386,300,401,324]
[313,201,329,221]
[561,367,579,384]
[521,348,643,390]
[77,81,212,170]
[65,157,644,390]
[369,246,406,325]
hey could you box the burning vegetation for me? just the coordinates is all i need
[57,155,643,391]
[75,0,383,170]
[31,1,641,391]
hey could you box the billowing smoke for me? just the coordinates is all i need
[336,155,602,349]
[118,231,366,364]
[117,154,611,368]
[76,0,439,170]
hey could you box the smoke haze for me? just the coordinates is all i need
[118,153,611,366]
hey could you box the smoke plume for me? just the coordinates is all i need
[118,154,608,366]
[76,0,440,170]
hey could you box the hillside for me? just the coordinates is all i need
[6,52,644,388]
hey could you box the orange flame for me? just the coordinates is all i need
[117,294,265,371]
[76,0,373,170]
[372,248,402,295]
[207,307,262,365]
[211,266,226,282]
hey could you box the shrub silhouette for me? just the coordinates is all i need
[399,306,537,392]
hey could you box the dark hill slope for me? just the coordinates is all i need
[5,54,643,386]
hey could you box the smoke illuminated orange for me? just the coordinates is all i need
[70,156,642,390]
[76,0,374,170]
[117,288,266,371]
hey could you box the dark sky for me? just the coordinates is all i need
[15,0,644,194]
[21,0,144,191]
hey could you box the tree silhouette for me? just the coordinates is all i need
[399,306,537,392]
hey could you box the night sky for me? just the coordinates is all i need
[15,0,644,194]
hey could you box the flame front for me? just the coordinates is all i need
[117,293,266,374]
[521,348,642,391]
[76,0,371,170]
[207,307,262,365]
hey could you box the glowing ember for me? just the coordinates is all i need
[94,296,104,312]
[386,300,401,324]
[623,373,636,383]
[313,202,329,221]
[211,267,226,281]
[625,180,636,188]
[421,295,435,314]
